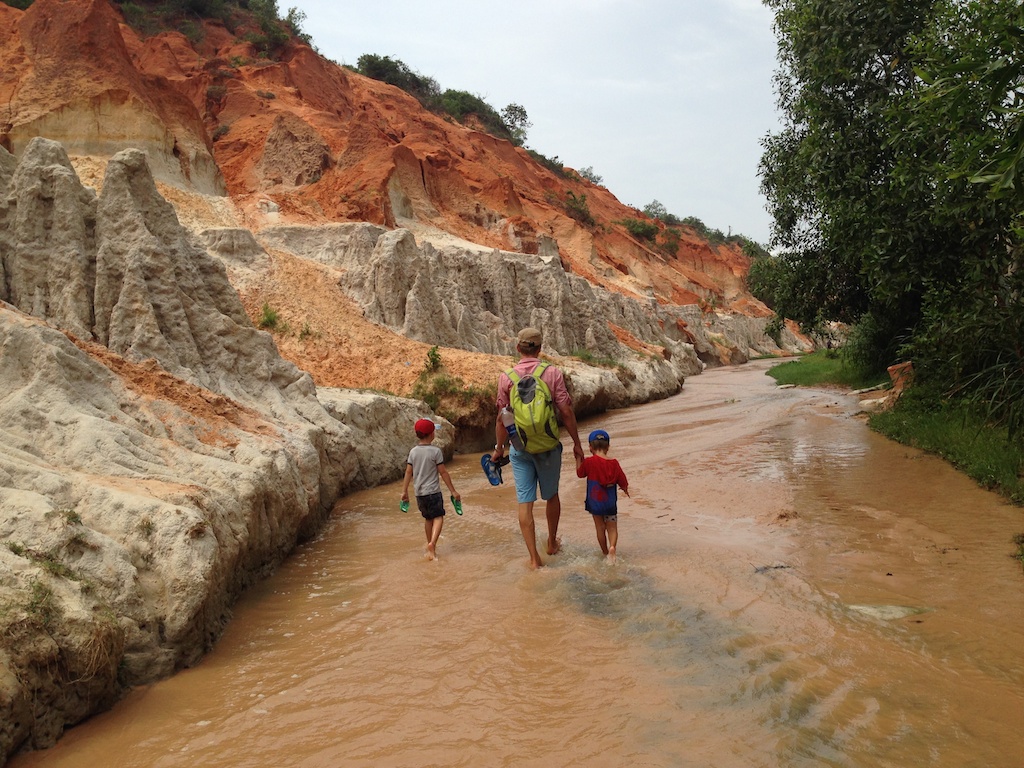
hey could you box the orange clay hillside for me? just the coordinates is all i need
[0,0,781,395]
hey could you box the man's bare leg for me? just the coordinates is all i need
[518,501,544,568]
[545,494,562,555]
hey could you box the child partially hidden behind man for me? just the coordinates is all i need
[576,429,629,562]
[401,419,460,561]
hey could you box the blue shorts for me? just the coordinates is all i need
[510,443,563,504]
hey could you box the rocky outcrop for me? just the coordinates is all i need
[0,141,450,761]
[257,223,811,409]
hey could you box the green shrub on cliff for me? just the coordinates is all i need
[1,0,35,9]
[619,218,658,241]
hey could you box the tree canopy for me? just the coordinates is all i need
[757,0,1024,434]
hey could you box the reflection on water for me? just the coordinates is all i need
[10,362,1023,768]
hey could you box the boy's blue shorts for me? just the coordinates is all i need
[510,443,563,503]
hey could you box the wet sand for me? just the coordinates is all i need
[10,360,1023,767]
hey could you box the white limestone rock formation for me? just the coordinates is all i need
[0,140,431,761]
[257,223,810,411]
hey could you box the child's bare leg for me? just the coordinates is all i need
[606,517,618,562]
[426,516,443,560]
[592,515,609,555]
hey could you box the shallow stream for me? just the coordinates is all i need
[11,361,1023,767]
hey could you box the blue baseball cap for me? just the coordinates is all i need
[588,429,610,442]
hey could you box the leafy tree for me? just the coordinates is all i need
[500,103,530,146]
[578,166,602,184]
[284,6,312,46]
[760,0,935,341]
[760,0,1024,434]
[642,200,667,220]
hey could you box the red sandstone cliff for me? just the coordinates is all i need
[0,0,767,324]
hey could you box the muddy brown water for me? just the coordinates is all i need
[11,361,1023,767]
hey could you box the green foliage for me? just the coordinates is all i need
[258,302,279,329]
[619,218,659,241]
[411,372,494,420]
[440,90,513,140]
[26,580,59,627]
[356,54,441,107]
[578,166,603,184]
[112,0,309,51]
[740,238,770,260]
[206,84,227,102]
[563,191,594,226]
[283,6,312,46]
[526,150,566,177]
[500,103,531,146]
[658,227,681,256]
[212,124,229,140]
[425,345,442,373]
[354,55,530,146]
[766,350,888,390]
[1,0,35,9]
[760,0,1024,438]
[644,200,682,226]
[571,349,621,369]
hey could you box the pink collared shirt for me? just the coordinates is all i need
[496,357,572,410]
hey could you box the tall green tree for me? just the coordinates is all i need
[759,0,935,358]
[759,0,1024,432]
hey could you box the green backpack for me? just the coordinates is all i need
[507,362,561,454]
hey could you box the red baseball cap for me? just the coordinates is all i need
[414,418,436,436]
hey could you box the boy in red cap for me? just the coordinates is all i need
[576,429,629,562]
[401,419,460,560]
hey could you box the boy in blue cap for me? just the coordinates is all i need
[576,429,629,562]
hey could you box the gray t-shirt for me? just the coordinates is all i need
[407,444,444,496]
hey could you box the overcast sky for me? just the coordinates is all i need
[296,0,783,245]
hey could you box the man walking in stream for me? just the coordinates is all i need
[491,327,585,568]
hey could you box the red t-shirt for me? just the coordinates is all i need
[577,455,628,514]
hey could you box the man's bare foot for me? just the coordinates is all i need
[528,557,544,569]
[608,546,616,564]
[546,537,562,556]
[426,543,436,561]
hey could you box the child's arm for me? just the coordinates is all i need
[616,461,630,497]
[438,463,460,501]
[401,464,413,502]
